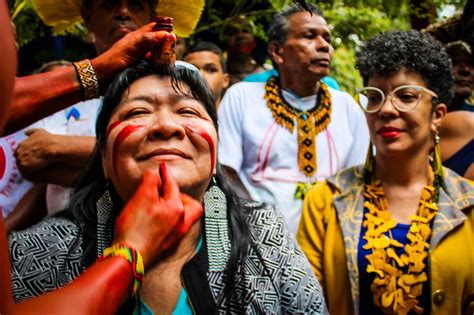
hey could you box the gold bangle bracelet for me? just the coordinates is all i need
[73,59,100,101]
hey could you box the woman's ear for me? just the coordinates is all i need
[268,41,284,65]
[432,103,447,133]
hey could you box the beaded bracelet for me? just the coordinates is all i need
[98,243,144,296]
[72,59,100,101]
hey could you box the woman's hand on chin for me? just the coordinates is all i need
[113,162,204,269]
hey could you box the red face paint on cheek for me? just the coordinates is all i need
[112,124,145,178]
[184,124,216,177]
[107,121,121,136]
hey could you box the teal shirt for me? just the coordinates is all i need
[134,236,203,315]
[242,68,341,90]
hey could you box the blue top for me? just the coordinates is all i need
[457,100,474,112]
[134,236,203,315]
[443,139,474,176]
[242,69,341,90]
[358,212,431,314]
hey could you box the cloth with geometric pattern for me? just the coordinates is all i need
[8,185,328,314]
[9,217,84,301]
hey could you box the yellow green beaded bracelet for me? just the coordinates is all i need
[99,243,144,296]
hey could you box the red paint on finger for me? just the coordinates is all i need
[184,124,216,177]
[112,124,145,178]
[159,162,167,195]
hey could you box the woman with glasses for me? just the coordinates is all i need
[297,30,474,315]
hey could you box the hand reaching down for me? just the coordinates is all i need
[114,162,203,269]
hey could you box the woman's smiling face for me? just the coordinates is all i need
[102,75,217,202]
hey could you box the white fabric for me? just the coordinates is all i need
[218,81,369,233]
[0,132,31,218]
[0,99,100,218]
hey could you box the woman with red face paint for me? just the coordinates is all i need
[0,2,202,315]
[297,30,474,315]
[7,61,328,314]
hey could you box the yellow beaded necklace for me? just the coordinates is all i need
[263,76,332,177]
[363,179,439,315]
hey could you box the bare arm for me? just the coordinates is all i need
[4,23,172,135]
[439,111,474,161]
[4,184,47,234]
[7,69,83,134]
[15,130,95,186]
[0,0,18,313]
[15,257,134,315]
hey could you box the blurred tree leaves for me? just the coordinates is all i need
[12,0,466,91]
[191,0,465,93]
[11,0,47,48]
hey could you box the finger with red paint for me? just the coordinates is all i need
[159,162,180,202]
[179,193,205,235]
[154,162,203,253]
[113,168,179,269]
[159,162,203,245]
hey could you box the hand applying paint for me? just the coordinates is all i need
[114,162,204,269]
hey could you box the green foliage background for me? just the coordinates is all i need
[192,0,465,94]
[12,0,466,92]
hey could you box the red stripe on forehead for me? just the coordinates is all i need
[112,124,145,179]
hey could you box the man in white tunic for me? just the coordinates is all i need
[218,4,369,233]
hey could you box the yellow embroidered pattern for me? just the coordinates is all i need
[264,76,331,177]
[363,180,438,314]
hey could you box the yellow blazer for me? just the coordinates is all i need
[297,166,474,315]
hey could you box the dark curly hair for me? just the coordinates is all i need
[356,30,454,107]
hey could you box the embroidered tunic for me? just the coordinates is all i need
[218,81,369,233]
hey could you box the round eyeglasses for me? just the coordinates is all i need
[355,85,438,113]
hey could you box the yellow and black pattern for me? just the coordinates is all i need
[264,76,331,177]
[73,59,100,101]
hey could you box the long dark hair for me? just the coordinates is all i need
[70,61,252,306]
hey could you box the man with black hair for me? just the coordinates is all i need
[218,3,369,233]
[184,41,230,107]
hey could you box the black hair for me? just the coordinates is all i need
[184,41,227,73]
[267,3,323,45]
[356,30,454,107]
[70,60,251,306]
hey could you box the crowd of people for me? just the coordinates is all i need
[0,0,473,314]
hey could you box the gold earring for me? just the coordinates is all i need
[433,131,444,180]
[364,142,375,173]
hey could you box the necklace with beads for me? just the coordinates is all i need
[263,76,332,178]
[362,175,439,315]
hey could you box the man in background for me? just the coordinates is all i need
[184,41,230,107]
[218,4,368,233]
